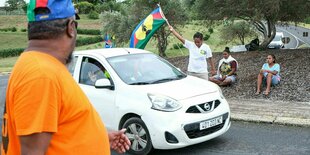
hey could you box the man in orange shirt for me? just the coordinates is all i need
[1,0,130,154]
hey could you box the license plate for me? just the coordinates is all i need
[199,116,223,130]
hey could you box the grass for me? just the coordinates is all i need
[0,56,19,72]
[0,15,27,29]
[0,32,28,49]
[0,32,99,50]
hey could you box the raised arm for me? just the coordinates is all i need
[168,25,185,44]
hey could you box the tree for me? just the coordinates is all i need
[191,0,310,49]
[220,21,257,45]
[101,0,187,57]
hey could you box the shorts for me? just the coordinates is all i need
[213,75,237,83]
[187,72,209,80]
[263,73,280,85]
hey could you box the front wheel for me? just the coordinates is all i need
[122,117,153,155]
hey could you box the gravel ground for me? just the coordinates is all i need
[166,49,310,102]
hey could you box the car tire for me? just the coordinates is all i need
[122,117,153,155]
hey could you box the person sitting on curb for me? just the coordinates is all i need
[168,25,216,80]
[255,54,281,96]
[209,47,238,86]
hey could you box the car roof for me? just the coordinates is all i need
[73,48,151,58]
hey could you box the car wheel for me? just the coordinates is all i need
[122,117,153,155]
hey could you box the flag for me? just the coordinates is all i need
[129,6,166,49]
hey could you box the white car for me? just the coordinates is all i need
[268,32,285,49]
[68,48,231,155]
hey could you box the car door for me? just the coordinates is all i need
[78,56,117,130]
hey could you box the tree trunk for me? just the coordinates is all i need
[156,28,168,57]
[259,19,276,50]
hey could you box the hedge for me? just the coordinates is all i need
[0,27,17,32]
[0,48,24,58]
[76,36,103,46]
[1,36,103,58]
[77,28,101,35]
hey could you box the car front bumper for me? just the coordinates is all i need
[142,97,231,149]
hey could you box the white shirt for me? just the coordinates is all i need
[184,40,212,73]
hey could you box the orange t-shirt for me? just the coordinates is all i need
[1,51,110,154]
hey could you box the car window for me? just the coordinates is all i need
[67,56,78,76]
[107,53,186,84]
[79,57,110,86]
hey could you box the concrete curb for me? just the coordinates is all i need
[227,99,310,127]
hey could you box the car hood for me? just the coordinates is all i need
[130,76,219,101]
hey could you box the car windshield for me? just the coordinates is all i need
[273,35,282,41]
[107,53,186,85]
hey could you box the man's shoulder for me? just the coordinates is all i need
[13,52,65,80]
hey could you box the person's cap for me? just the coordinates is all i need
[27,0,80,22]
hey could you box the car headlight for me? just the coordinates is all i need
[148,93,182,112]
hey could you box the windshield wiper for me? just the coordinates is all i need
[129,82,151,85]
[151,78,177,84]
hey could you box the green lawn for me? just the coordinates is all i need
[0,15,27,29]
[0,32,28,49]
[0,56,19,72]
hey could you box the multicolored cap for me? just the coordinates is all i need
[27,0,79,22]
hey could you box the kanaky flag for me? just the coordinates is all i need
[129,6,166,49]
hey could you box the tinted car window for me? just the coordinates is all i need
[79,57,109,86]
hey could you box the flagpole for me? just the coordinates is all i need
[157,4,185,56]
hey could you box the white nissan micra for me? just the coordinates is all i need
[68,48,231,155]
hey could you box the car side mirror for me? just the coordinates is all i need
[95,78,114,90]
[282,37,290,44]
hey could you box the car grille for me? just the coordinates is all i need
[186,100,221,113]
[184,113,229,139]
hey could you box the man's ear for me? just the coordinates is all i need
[66,20,75,38]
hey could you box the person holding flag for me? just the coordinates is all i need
[168,25,216,80]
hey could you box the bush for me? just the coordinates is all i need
[208,28,214,34]
[21,28,27,32]
[75,2,95,14]
[204,34,210,41]
[304,17,310,24]
[173,43,184,49]
[77,28,101,35]
[0,48,24,58]
[12,27,17,32]
[88,11,99,20]
[95,4,109,13]
[76,36,103,47]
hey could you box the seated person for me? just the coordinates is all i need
[255,54,281,96]
[209,47,238,86]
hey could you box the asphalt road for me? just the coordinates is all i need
[0,75,8,120]
[112,121,310,155]
[1,75,310,155]
[278,24,310,46]
[276,26,299,49]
